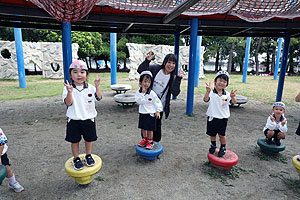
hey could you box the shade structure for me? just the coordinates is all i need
[30,0,97,22]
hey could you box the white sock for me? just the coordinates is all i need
[8,174,16,185]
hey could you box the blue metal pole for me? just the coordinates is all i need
[242,37,251,83]
[110,33,117,85]
[186,18,198,115]
[276,33,290,102]
[274,38,283,80]
[194,36,202,87]
[172,30,180,100]
[62,22,72,83]
[14,28,26,88]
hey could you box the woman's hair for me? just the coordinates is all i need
[139,74,153,94]
[214,74,229,86]
[161,53,177,71]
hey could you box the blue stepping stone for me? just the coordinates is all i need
[136,142,163,160]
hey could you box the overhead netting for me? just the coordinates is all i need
[96,0,300,22]
[30,0,300,23]
[29,0,97,22]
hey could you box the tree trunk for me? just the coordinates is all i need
[84,58,90,69]
[288,57,294,73]
[266,52,270,73]
[228,42,234,74]
[255,37,263,75]
[271,46,276,73]
[215,50,219,72]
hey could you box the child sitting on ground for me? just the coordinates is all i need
[263,102,287,146]
[0,128,24,192]
[135,71,163,150]
[203,71,237,157]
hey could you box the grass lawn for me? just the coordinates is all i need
[0,72,299,106]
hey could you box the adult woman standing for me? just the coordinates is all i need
[137,52,183,142]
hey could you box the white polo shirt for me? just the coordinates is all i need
[62,84,100,120]
[135,90,163,116]
[205,89,231,119]
[0,128,8,155]
[153,69,170,106]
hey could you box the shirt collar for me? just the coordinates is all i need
[213,88,226,95]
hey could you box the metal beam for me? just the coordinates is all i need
[124,23,134,32]
[162,0,199,24]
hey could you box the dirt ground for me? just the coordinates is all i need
[0,90,300,200]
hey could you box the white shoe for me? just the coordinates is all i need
[8,181,24,193]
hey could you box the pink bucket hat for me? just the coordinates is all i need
[69,60,88,70]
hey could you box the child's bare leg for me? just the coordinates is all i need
[85,141,92,155]
[219,135,226,145]
[141,129,147,138]
[147,131,153,140]
[277,132,286,139]
[71,142,80,158]
[210,136,217,143]
[266,130,275,138]
[5,165,13,178]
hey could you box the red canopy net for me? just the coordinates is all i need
[30,0,300,23]
[30,0,97,22]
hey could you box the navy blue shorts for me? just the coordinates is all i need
[264,129,280,137]
[206,117,228,137]
[1,153,10,166]
[138,113,156,131]
[66,119,97,143]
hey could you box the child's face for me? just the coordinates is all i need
[141,76,151,91]
[272,106,285,116]
[70,68,87,85]
[164,60,176,74]
[214,78,227,90]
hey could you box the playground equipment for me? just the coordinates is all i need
[292,155,300,178]
[114,93,136,107]
[65,154,102,185]
[111,84,132,94]
[207,149,239,170]
[0,165,7,185]
[257,138,286,155]
[136,142,163,160]
[230,95,248,107]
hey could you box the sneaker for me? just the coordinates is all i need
[218,147,226,157]
[265,137,272,145]
[274,138,281,146]
[73,157,84,170]
[145,140,154,150]
[138,138,148,147]
[209,144,216,154]
[85,154,95,167]
[8,181,24,193]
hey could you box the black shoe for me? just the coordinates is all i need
[274,138,281,146]
[73,157,84,170]
[85,154,95,167]
[218,147,226,157]
[209,144,216,154]
[265,137,272,145]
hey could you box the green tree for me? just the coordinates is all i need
[71,31,103,68]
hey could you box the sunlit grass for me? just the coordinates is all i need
[0,73,299,105]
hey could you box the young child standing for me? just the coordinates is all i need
[203,71,237,157]
[135,71,163,150]
[263,102,287,146]
[0,128,24,192]
[62,60,102,170]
